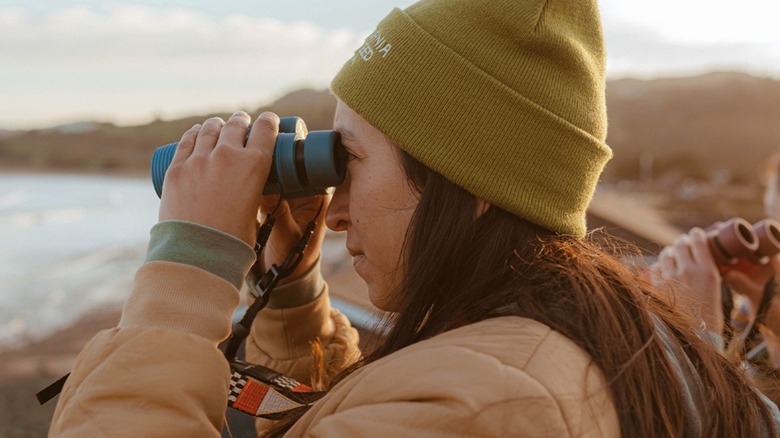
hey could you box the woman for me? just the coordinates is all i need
[49,0,778,436]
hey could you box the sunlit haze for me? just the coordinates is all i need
[1,0,779,129]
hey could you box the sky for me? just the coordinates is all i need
[1,0,779,130]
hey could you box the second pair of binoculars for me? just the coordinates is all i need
[706,217,780,270]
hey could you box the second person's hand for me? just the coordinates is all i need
[650,227,724,334]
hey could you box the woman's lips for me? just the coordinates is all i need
[352,254,365,273]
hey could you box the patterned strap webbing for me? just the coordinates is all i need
[225,210,327,419]
[228,358,327,419]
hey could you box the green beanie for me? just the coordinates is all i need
[331,0,612,237]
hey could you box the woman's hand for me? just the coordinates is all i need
[724,257,778,313]
[258,193,330,286]
[725,255,780,367]
[158,111,278,247]
[650,227,724,334]
[158,110,328,285]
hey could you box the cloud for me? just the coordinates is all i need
[599,0,780,78]
[2,1,780,128]
[1,3,363,69]
[602,20,780,78]
[0,3,366,127]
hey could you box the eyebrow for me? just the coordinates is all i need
[337,128,357,146]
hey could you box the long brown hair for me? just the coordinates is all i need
[268,151,776,436]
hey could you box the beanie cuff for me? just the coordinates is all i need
[332,8,611,236]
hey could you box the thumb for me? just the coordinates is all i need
[725,270,764,305]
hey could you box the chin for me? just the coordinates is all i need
[368,286,400,312]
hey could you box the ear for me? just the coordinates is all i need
[476,199,492,219]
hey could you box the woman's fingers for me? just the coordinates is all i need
[171,124,201,164]
[658,247,677,278]
[246,112,279,162]
[689,227,716,267]
[672,234,693,274]
[192,117,225,156]
[216,111,251,150]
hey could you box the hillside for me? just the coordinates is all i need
[605,72,780,184]
[2,72,779,188]
[0,89,337,174]
[1,72,778,241]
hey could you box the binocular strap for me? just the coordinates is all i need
[227,358,327,419]
[36,200,326,417]
[226,200,327,419]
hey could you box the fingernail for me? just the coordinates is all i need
[232,111,248,118]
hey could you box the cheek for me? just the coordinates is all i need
[381,192,418,261]
[355,184,415,255]
[349,172,399,218]
[349,161,418,244]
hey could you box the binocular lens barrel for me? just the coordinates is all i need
[151,143,177,198]
[707,217,780,266]
[150,116,345,199]
[753,219,780,261]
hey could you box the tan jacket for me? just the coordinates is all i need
[49,259,619,437]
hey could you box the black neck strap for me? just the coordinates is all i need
[36,199,324,408]
[223,208,318,360]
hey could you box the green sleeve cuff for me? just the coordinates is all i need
[145,220,256,289]
[266,258,325,309]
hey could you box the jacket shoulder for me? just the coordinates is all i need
[298,317,619,437]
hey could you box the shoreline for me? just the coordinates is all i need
[0,305,122,437]
[0,305,122,384]
[0,167,148,180]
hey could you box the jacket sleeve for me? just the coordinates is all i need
[244,262,361,437]
[48,263,244,437]
[244,262,361,387]
[49,221,256,437]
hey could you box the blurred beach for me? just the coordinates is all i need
[0,172,156,436]
[0,172,159,351]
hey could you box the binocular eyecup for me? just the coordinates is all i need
[706,217,780,268]
[151,116,346,199]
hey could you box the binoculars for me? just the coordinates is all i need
[151,116,346,199]
[706,218,780,272]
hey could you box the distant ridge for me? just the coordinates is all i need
[261,88,336,131]
[0,88,338,173]
[0,129,20,140]
[1,72,779,182]
[605,71,780,183]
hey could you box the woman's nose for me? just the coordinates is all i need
[326,180,349,232]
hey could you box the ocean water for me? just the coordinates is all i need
[0,172,358,352]
[0,172,160,350]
